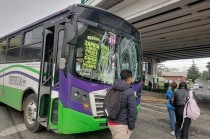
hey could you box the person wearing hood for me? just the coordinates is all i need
[108,70,137,139]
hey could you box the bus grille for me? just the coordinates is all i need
[89,89,107,117]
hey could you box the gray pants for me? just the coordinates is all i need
[108,124,133,139]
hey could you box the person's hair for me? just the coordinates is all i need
[170,82,177,91]
[120,70,132,81]
[178,82,188,90]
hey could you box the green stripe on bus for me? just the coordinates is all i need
[0,64,40,75]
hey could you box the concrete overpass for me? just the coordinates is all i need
[85,0,210,61]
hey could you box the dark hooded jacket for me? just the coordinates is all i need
[108,79,137,130]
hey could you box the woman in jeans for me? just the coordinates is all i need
[165,82,177,136]
[174,82,191,139]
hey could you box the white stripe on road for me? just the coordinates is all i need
[141,103,167,109]
[141,107,167,115]
[0,123,27,137]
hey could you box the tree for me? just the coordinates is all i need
[201,70,209,81]
[187,62,200,82]
[206,61,210,80]
[206,62,210,71]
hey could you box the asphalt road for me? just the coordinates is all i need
[0,88,209,139]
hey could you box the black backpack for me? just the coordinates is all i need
[104,88,122,119]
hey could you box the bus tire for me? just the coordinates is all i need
[23,94,44,132]
[0,102,4,106]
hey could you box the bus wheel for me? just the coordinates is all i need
[0,102,4,106]
[24,94,44,132]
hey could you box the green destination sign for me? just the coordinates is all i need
[82,36,100,69]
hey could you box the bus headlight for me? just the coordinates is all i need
[82,95,87,100]
[74,92,80,97]
[71,87,91,112]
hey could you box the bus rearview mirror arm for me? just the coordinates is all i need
[59,58,66,70]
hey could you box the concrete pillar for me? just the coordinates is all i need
[144,62,158,89]
[143,57,160,89]
[152,63,158,89]
[142,62,148,86]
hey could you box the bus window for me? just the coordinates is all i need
[0,39,7,63]
[24,31,33,45]
[24,26,43,45]
[57,30,64,66]
[7,34,21,62]
[22,26,43,61]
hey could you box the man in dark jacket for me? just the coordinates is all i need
[108,70,137,139]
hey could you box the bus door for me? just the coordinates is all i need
[37,24,65,129]
[48,25,65,128]
[37,27,55,126]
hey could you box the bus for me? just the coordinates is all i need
[0,4,142,134]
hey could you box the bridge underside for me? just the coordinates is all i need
[95,0,210,61]
[133,0,210,61]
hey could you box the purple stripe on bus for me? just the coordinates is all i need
[59,70,142,116]
[0,71,39,82]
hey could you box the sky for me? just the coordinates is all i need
[161,58,210,72]
[0,0,80,37]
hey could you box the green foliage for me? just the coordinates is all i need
[142,85,148,90]
[206,62,210,71]
[201,70,209,81]
[152,88,167,94]
[164,82,169,89]
[81,0,88,4]
[204,61,210,80]
[142,85,167,94]
[187,63,200,82]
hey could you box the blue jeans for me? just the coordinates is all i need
[168,108,175,131]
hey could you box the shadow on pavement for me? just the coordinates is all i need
[73,129,112,139]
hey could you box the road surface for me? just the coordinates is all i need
[0,89,209,139]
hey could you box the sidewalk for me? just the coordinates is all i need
[141,90,167,103]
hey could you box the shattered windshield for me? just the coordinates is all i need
[75,22,141,84]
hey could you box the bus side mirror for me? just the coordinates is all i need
[66,23,75,44]
[59,58,66,69]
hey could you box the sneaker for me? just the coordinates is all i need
[171,131,175,136]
